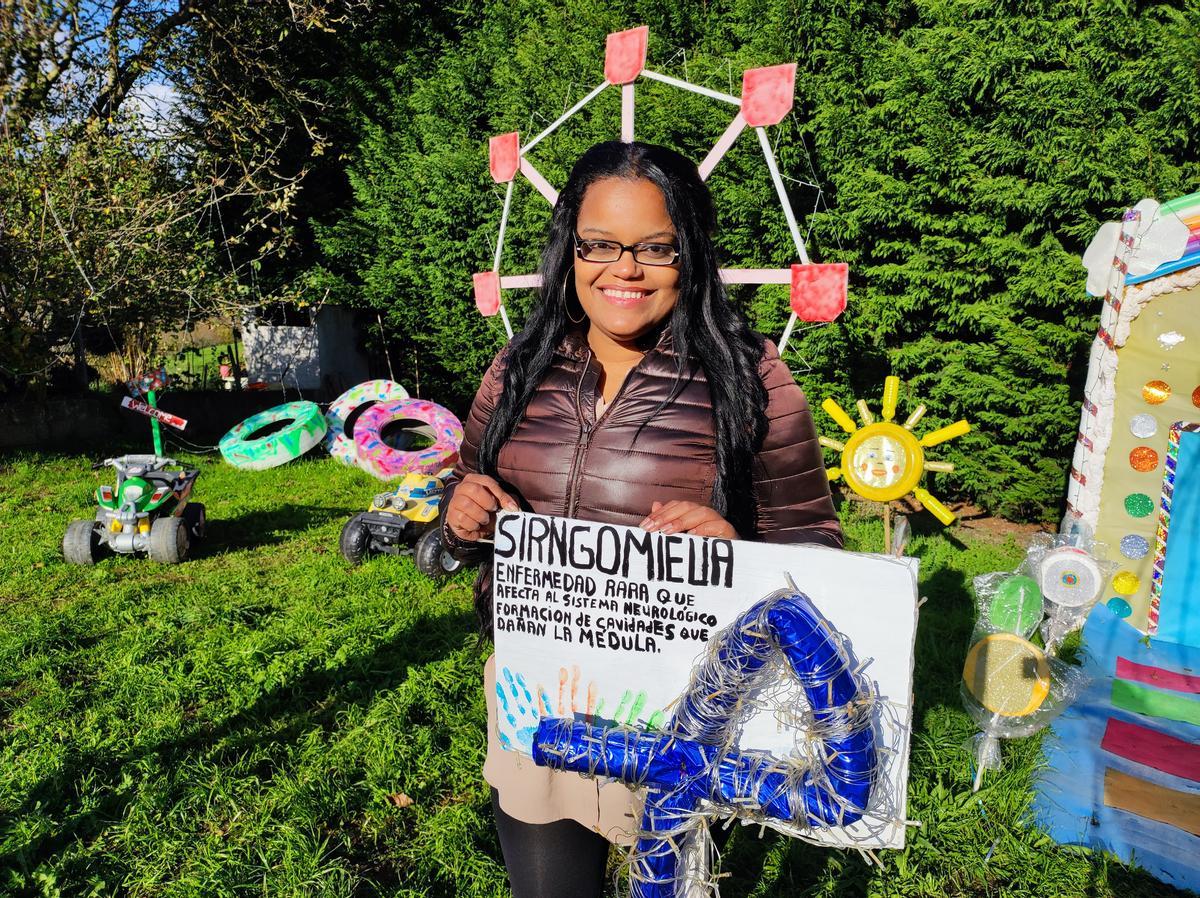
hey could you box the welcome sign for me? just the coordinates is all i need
[492,511,920,848]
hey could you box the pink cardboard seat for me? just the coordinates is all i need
[489,132,520,183]
[790,263,848,322]
[473,271,501,316]
[605,26,648,85]
[742,64,797,127]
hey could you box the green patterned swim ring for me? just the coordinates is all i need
[220,401,328,470]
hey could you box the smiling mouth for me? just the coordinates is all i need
[598,286,654,306]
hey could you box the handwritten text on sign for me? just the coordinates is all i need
[492,512,919,849]
[493,513,733,652]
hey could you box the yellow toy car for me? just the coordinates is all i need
[338,467,463,576]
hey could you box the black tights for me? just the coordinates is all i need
[490,789,735,898]
[491,789,611,898]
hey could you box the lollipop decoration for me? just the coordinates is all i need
[960,530,1110,790]
[986,574,1043,635]
[820,375,970,549]
[1030,530,1115,652]
[960,624,1085,792]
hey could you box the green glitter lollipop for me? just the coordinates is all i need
[988,575,1043,634]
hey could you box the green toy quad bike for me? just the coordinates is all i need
[63,455,205,565]
[339,467,462,577]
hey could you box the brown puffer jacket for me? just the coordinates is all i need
[441,327,842,611]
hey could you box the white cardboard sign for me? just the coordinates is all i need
[492,511,919,849]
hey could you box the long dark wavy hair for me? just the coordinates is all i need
[478,140,770,533]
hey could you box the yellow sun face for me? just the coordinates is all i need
[843,423,923,500]
[819,376,970,526]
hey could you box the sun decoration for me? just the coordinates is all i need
[819,376,971,532]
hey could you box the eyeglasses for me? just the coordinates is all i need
[574,236,680,266]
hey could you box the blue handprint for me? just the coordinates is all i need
[496,667,547,753]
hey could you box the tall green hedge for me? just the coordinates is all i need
[304,0,1200,520]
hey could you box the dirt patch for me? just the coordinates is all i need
[948,501,1054,541]
[841,491,1053,544]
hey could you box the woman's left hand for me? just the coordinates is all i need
[638,501,738,539]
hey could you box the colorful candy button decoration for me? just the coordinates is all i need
[1106,597,1133,618]
[1129,446,1159,472]
[1112,571,1141,596]
[1142,380,1171,404]
[1124,493,1154,517]
[1129,414,1157,439]
[963,633,1051,717]
[1193,384,1200,408]
[988,575,1043,634]
[1120,534,1150,559]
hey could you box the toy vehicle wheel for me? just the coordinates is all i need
[339,514,371,565]
[415,527,462,578]
[149,516,190,564]
[63,519,101,565]
[182,503,207,539]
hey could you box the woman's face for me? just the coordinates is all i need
[573,177,681,347]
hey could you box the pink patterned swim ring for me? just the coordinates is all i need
[354,398,463,481]
[324,379,409,466]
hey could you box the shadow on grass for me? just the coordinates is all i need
[1087,854,1196,898]
[911,563,973,719]
[716,824,875,897]
[202,503,359,553]
[0,603,477,888]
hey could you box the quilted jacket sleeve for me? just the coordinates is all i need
[440,349,508,561]
[752,340,843,548]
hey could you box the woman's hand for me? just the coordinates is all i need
[638,500,737,539]
[446,473,519,542]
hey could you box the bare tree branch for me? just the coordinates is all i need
[94,0,206,120]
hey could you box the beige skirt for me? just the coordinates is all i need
[483,654,643,846]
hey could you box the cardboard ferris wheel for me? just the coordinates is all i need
[472,25,849,352]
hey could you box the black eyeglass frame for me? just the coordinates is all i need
[573,235,681,266]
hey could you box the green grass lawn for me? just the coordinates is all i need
[0,450,1189,897]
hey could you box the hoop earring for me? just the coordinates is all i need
[561,268,586,325]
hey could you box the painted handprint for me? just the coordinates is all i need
[609,689,666,730]
[555,665,590,719]
[496,666,551,753]
[544,665,666,729]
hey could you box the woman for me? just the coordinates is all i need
[441,141,841,897]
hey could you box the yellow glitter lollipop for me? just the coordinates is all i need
[962,633,1051,718]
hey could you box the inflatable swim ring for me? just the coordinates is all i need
[324,379,409,465]
[220,401,328,470]
[354,398,463,481]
